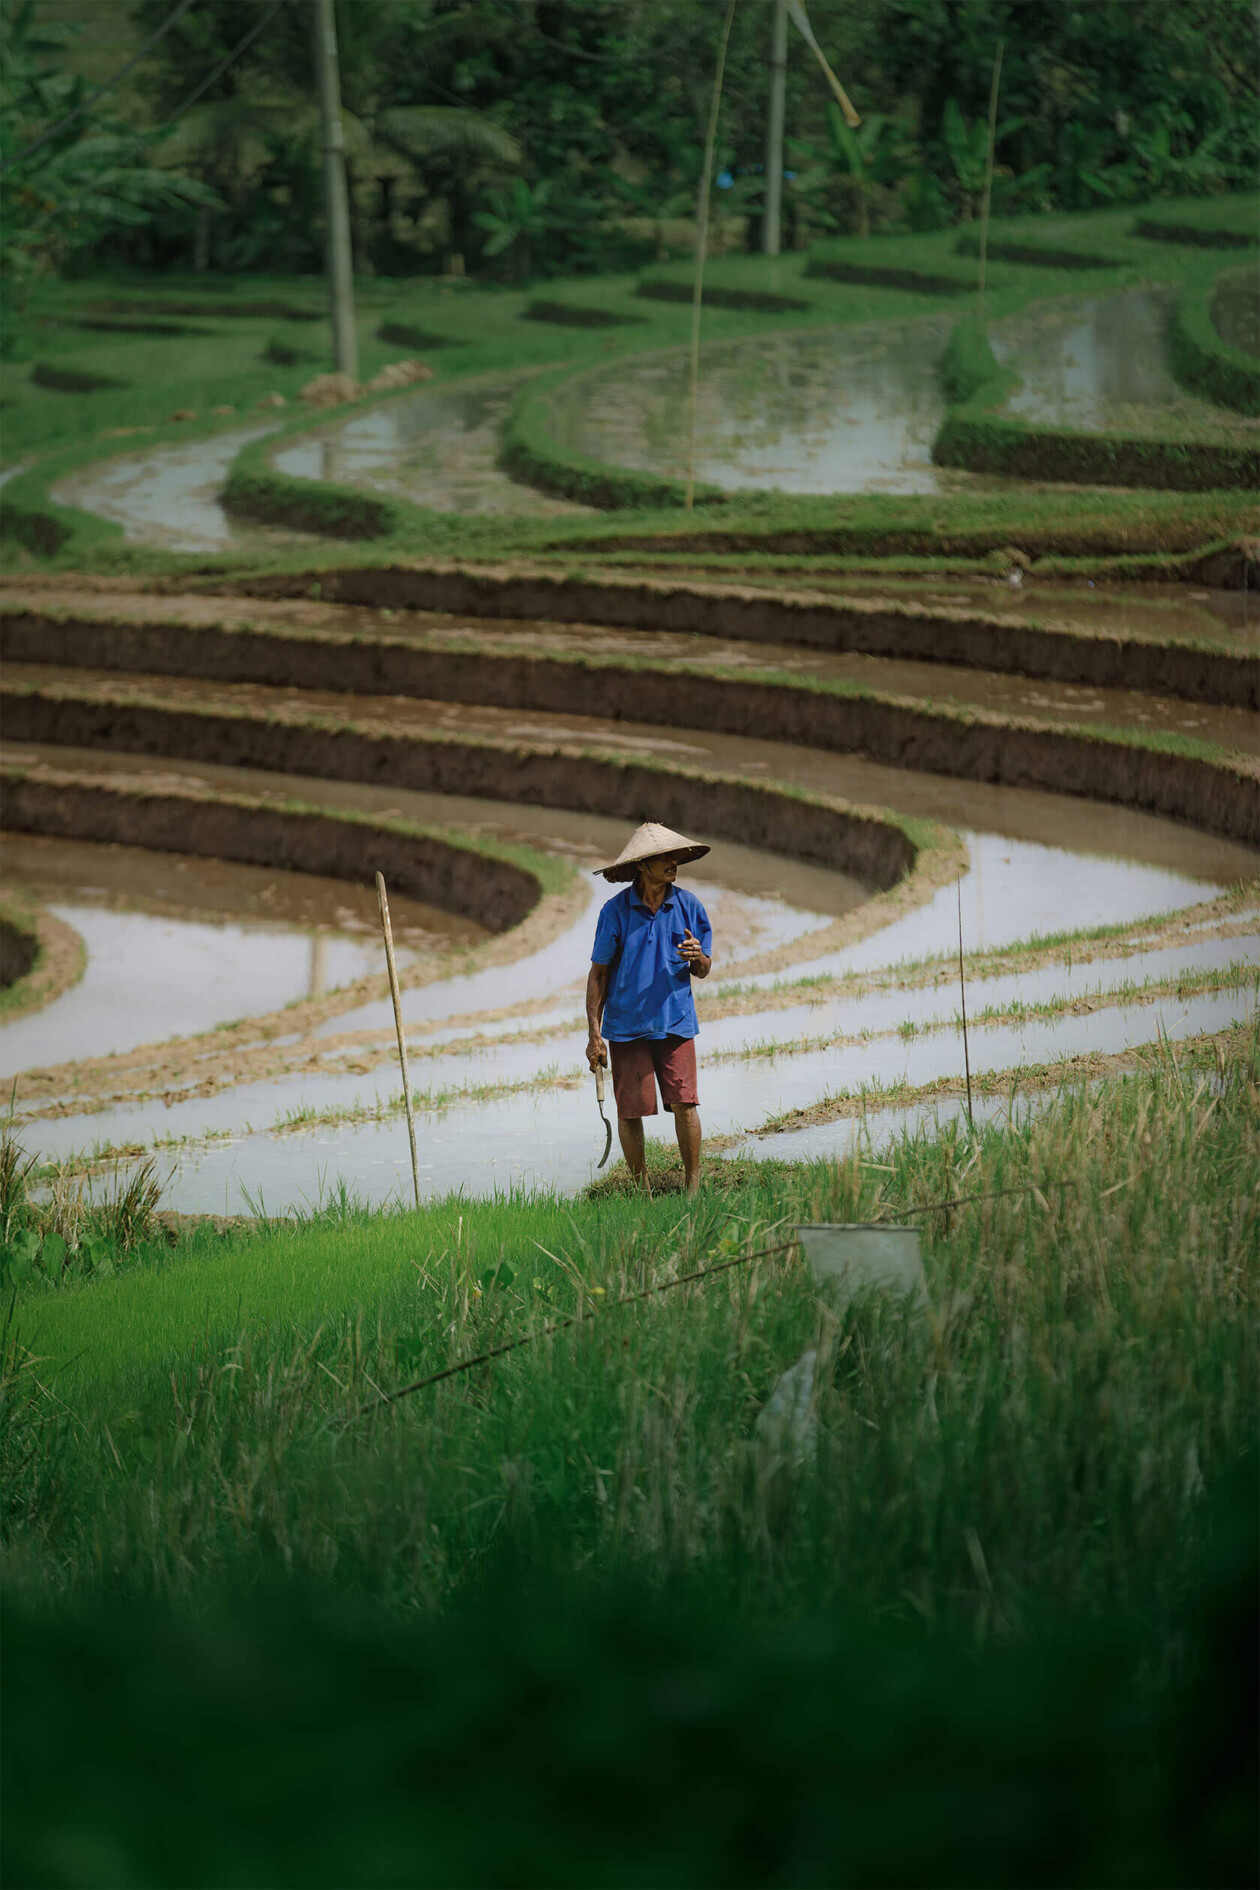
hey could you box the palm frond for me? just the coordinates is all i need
[377,106,520,166]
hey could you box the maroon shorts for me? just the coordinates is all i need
[609,1035,698,1118]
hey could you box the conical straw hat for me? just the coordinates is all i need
[593,821,710,883]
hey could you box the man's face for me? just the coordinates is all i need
[637,852,678,895]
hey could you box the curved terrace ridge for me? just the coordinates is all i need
[0,766,559,940]
[2,630,1254,849]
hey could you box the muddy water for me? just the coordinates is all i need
[0,835,483,1073]
[989,287,1260,440]
[25,927,1250,1173]
[49,425,315,553]
[0,910,392,1074]
[271,374,591,517]
[545,317,964,495]
[38,985,1252,1215]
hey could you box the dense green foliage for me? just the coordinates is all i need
[0,0,212,340]
[22,0,1257,283]
[4,1491,1254,1887]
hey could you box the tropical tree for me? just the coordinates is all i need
[0,0,213,337]
[790,104,908,239]
[1127,113,1240,197]
[156,92,520,271]
[471,174,608,281]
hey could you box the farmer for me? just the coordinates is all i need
[585,822,713,1193]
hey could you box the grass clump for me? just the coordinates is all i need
[0,1128,168,1291]
[937,313,1017,406]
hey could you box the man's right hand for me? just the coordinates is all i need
[586,1035,608,1072]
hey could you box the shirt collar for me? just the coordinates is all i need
[631,891,676,914]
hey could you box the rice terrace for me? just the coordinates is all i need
[0,0,1257,1883]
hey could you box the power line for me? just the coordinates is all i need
[0,0,197,177]
[156,0,291,133]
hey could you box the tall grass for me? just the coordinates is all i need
[6,1028,1256,1643]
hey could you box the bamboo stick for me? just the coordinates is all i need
[957,873,974,1130]
[977,38,1005,327]
[685,0,739,512]
[375,871,421,1209]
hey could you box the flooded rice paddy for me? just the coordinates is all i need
[0,835,482,1075]
[50,425,314,553]
[989,286,1260,439]
[4,723,1253,1212]
[542,316,962,495]
[47,286,1258,551]
[272,373,591,516]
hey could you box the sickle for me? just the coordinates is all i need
[595,1062,613,1169]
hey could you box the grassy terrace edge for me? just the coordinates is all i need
[1169,261,1260,417]
[933,314,1260,491]
[0,890,86,1024]
[5,196,1259,579]
[7,575,1255,706]
[0,765,572,937]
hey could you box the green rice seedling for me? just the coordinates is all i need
[106,1160,164,1256]
[0,1124,37,1244]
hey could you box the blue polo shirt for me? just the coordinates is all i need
[592,884,712,1042]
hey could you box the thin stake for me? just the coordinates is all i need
[361,1237,800,1414]
[976,38,1004,327]
[957,873,974,1130]
[685,0,738,512]
[375,872,420,1209]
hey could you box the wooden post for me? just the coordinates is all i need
[957,872,974,1131]
[314,0,358,380]
[375,872,421,1209]
[977,38,1004,328]
[685,0,739,512]
[762,0,788,256]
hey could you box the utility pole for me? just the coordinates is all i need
[762,0,788,255]
[314,0,357,380]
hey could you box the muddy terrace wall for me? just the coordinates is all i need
[0,915,37,988]
[4,647,1257,850]
[0,772,542,935]
[184,570,1258,709]
[0,699,918,893]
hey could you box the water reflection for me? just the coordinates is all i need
[272,376,589,516]
[0,835,485,1073]
[0,907,396,1074]
[990,287,1260,437]
[545,317,959,495]
[50,425,312,552]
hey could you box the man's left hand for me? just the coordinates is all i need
[678,928,711,977]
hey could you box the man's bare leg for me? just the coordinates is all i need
[673,1104,701,1193]
[618,1116,649,1186]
